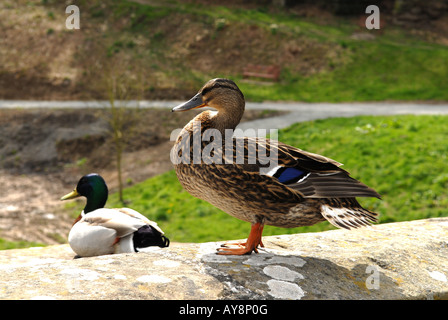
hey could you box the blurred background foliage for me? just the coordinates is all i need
[1,0,447,102]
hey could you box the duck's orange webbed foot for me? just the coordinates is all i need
[217,223,264,255]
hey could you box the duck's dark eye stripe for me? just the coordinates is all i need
[202,84,234,95]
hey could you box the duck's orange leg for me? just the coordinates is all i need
[217,223,264,255]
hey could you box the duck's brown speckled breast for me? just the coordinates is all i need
[174,163,326,228]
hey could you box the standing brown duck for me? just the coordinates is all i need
[171,78,380,255]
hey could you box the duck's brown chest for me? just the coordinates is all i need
[174,163,256,223]
[174,163,325,227]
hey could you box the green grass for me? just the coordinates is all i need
[219,7,448,102]
[183,3,448,102]
[0,238,45,250]
[238,41,448,102]
[181,4,448,102]
[99,114,448,243]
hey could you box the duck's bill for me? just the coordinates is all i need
[60,189,81,201]
[171,92,206,112]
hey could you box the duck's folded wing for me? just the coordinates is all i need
[81,209,147,238]
[284,171,381,198]
[116,208,165,235]
[116,208,151,224]
[241,138,381,199]
[276,140,344,172]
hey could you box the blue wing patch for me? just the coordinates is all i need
[273,167,308,184]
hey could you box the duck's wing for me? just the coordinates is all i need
[115,208,165,235]
[242,137,381,199]
[80,208,147,238]
[115,208,151,224]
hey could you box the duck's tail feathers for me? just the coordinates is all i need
[320,199,378,230]
[133,225,170,251]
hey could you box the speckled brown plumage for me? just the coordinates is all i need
[171,78,380,255]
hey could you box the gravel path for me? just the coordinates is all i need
[241,101,448,131]
[2,100,447,130]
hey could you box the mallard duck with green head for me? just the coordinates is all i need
[171,78,380,255]
[61,173,169,257]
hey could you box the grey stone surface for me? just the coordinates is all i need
[0,218,447,300]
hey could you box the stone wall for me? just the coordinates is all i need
[0,218,447,300]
